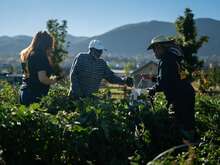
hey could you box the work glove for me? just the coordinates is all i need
[147,87,156,97]
[125,77,133,87]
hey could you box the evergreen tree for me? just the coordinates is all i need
[124,62,134,76]
[47,19,69,75]
[175,8,208,81]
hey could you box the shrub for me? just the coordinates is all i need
[0,82,219,164]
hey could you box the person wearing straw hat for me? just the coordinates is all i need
[147,35,195,141]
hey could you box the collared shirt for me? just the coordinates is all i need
[69,52,125,97]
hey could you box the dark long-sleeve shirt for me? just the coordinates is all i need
[154,52,180,102]
[69,52,125,97]
[153,51,194,103]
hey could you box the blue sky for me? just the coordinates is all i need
[1,0,219,37]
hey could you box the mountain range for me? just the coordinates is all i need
[0,18,220,59]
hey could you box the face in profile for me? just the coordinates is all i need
[92,48,103,59]
[152,44,164,59]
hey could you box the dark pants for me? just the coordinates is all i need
[20,87,42,106]
[172,87,195,131]
[174,99,195,131]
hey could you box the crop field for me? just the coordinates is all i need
[0,81,219,164]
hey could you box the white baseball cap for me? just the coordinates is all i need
[88,39,105,50]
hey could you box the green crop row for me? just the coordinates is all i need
[0,81,219,165]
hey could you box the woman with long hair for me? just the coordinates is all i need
[20,31,59,105]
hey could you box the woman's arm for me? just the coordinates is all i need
[38,71,57,85]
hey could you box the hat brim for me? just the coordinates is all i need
[147,43,155,50]
[147,40,174,50]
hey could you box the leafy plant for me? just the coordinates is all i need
[175,8,209,81]
[47,19,69,75]
[0,82,219,164]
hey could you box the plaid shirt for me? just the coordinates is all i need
[69,52,125,97]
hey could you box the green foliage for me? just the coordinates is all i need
[194,67,220,93]
[175,8,209,81]
[124,62,135,76]
[47,19,69,75]
[0,81,19,105]
[206,67,220,87]
[149,94,220,165]
[0,82,220,164]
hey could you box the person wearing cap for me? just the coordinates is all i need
[147,35,195,141]
[69,39,133,99]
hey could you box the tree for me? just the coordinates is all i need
[124,62,134,76]
[47,19,69,75]
[207,67,220,87]
[175,8,208,81]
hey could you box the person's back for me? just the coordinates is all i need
[27,49,53,96]
[158,51,194,103]
[69,39,133,99]
[163,54,196,133]
[147,35,196,140]
[19,31,58,106]
[69,52,108,97]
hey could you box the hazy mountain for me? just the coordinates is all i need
[66,35,88,45]
[70,20,176,56]
[195,18,220,56]
[0,35,88,58]
[0,35,32,57]
[70,18,220,57]
[0,18,220,58]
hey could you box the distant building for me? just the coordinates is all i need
[0,64,13,74]
[0,63,22,84]
[131,61,158,88]
[0,73,22,84]
[203,54,220,69]
[111,69,128,77]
